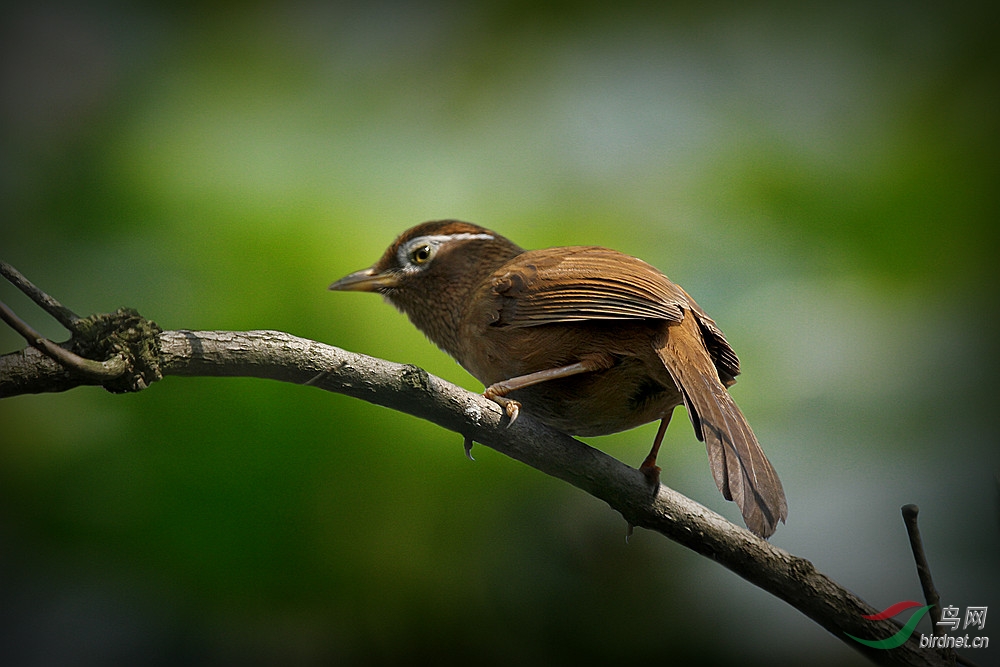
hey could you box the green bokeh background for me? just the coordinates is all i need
[1,2,997,665]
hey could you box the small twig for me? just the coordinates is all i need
[0,260,81,330]
[0,299,126,380]
[901,505,944,635]
[900,508,983,667]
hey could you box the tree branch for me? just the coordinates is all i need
[0,261,969,665]
[0,322,962,666]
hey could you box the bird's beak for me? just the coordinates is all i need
[328,267,398,292]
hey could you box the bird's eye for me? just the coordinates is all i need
[411,244,433,264]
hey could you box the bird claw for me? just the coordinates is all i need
[494,396,520,426]
[483,392,521,427]
[503,398,520,426]
[463,435,475,461]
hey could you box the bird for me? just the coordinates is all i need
[329,220,787,538]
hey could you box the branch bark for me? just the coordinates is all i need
[0,325,961,666]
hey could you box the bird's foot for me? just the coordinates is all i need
[639,461,661,487]
[484,392,521,427]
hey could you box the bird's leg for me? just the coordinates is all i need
[639,411,673,485]
[483,352,615,426]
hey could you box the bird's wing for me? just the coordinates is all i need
[487,246,740,379]
[489,247,687,324]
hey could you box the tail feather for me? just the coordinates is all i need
[657,315,787,538]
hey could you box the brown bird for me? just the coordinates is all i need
[329,220,787,538]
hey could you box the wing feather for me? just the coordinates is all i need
[489,247,688,325]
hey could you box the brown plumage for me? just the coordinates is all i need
[329,220,787,537]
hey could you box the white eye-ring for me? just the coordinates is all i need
[399,239,437,268]
[398,233,494,269]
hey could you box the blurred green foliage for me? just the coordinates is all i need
[1,2,997,665]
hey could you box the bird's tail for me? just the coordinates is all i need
[655,313,787,538]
